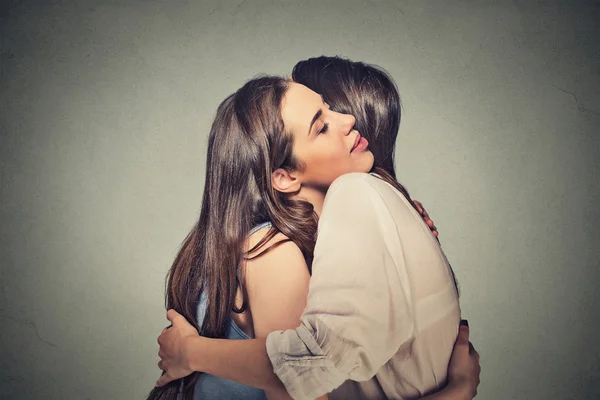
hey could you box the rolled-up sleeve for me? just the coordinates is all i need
[266,173,415,400]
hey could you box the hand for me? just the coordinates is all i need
[155,309,199,387]
[413,200,439,238]
[447,321,481,398]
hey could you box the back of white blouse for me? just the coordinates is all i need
[267,172,461,400]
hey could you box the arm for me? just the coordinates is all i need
[157,316,478,399]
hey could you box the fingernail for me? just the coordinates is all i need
[460,319,469,327]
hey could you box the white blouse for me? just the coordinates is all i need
[266,173,461,400]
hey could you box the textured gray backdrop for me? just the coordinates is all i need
[1,0,599,399]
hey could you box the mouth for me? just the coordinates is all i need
[351,133,362,152]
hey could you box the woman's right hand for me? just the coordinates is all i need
[447,321,481,398]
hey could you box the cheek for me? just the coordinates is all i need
[299,140,352,181]
[321,147,349,169]
[304,154,342,180]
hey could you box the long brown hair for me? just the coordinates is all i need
[147,76,318,400]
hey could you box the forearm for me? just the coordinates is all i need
[186,336,286,392]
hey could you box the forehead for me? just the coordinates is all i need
[281,82,322,129]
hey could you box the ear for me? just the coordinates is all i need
[272,168,301,194]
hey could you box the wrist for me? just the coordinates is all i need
[446,378,474,400]
[184,335,205,373]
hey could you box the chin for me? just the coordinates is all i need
[363,153,375,171]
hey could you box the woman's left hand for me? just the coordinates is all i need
[413,200,439,238]
[156,309,199,387]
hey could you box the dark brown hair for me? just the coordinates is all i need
[147,76,318,400]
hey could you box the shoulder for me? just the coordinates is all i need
[245,225,291,259]
[326,172,394,199]
[328,172,381,191]
[244,227,307,278]
[243,228,310,325]
[323,173,396,212]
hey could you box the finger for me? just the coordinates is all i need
[158,327,169,341]
[413,200,423,214]
[456,324,470,346]
[166,310,189,327]
[157,330,168,345]
[166,309,180,323]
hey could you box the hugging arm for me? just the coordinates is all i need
[158,315,478,399]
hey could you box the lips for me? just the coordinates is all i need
[351,133,362,152]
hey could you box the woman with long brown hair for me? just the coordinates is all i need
[151,57,480,400]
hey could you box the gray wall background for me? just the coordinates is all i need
[1,1,599,399]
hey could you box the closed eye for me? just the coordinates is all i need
[318,122,329,134]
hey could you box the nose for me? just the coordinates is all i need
[341,113,356,135]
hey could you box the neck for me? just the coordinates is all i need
[292,186,326,217]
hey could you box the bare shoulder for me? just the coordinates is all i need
[244,225,295,260]
[243,226,307,283]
